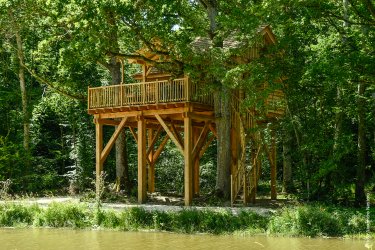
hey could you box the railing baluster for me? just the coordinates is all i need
[87,78,215,110]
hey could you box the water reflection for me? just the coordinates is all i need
[0,228,370,250]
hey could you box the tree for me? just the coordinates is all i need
[0,1,32,153]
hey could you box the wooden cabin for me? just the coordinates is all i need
[88,25,284,206]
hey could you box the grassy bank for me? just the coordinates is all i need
[0,202,373,238]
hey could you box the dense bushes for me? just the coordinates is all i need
[0,202,373,238]
[268,205,373,237]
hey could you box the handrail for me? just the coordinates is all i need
[88,78,214,109]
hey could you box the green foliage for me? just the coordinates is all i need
[0,202,372,237]
[268,205,374,237]
[36,202,91,228]
[120,207,153,230]
[0,0,373,203]
[0,137,28,182]
[0,204,40,227]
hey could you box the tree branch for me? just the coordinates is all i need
[106,51,167,65]
[361,0,375,20]
[21,63,86,101]
[348,0,374,22]
[121,17,170,57]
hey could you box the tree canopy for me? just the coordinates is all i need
[0,0,373,205]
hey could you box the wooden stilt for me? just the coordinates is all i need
[243,173,248,205]
[95,121,103,198]
[147,129,155,193]
[270,130,277,200]
[100,117,128,162]
[184,114,193,206]
[250,137,258,204]
[138,116,147,203]
[193,128,200,196]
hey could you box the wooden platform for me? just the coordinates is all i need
[88,76,284,206]
[89,78,216,206]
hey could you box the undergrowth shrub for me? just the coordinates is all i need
[172,209,201,233]
[37,202,91,228]
[120,207,153,230]
[152,211,172,231]
[98,210,121,229]
[268,206,342,237]
[0,204,40,227]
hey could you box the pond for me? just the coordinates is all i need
[0,228,371,250]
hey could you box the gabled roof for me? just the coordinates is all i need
[191,25,276,52]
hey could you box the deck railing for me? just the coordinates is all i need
[88,78,214,110]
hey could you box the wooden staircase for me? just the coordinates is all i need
[230,89,279,206]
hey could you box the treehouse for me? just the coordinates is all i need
[88,25,284,206]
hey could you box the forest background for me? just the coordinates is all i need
[0,0,374,206]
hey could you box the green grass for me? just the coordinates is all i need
[0,202,373,238]
[268,205,374,237]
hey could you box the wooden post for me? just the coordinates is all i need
[138,116,147,203]
[270,130,277,200]
[147,129,155,193]
[184,113,193,206]
[193,128,200,196]
[250,141,257,204]
[95,121,103,198]
[185,78,190,101]
[243,173,248,205]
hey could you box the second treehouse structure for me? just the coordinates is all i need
[88,25,284,206]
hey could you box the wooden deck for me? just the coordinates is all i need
[88,77,283,206]
[88,78,214,114]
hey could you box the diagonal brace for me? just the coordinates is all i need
[100,117,128,162]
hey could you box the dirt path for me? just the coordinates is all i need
[0,197,275,216]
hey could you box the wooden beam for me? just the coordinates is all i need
[171,122,184,150]
[95,122,103,198]
[208,123,217,138]
[186,112,215,122]
[199,134,215,158]
[146,66,153,77]
[243,173,248,205]
[147,129,155,193]
[192,122,209,159]
[193,128,200,196]
[184,115,193,206]
[129,126,138,143]
[270,130,277,200]
[142,65,147,82]
[146,126,162,157]
[96,107,186,119]
[155,114,184,155]
[95,118,120,126]
[152,134,169,162]
[138,116,147,203]
[100,117,128,162]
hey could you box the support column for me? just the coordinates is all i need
[250,141,257,204]
[138,116,147,203]
[230,128,238,205]
[184,114,193,206]
[147,129,155,193]
[270,130,277,200]
[193,128,199,196]
[95,121,103,198]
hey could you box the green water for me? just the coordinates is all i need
[0,228,371,250]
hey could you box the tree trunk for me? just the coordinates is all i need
[355,81,366,206]
[334,0,348,154]
[200,0,231,198]
[105,10,130,193]
[282,128,293,193]
[108,56,129,192]
[215,86,232,198]
[15,31,30,153]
